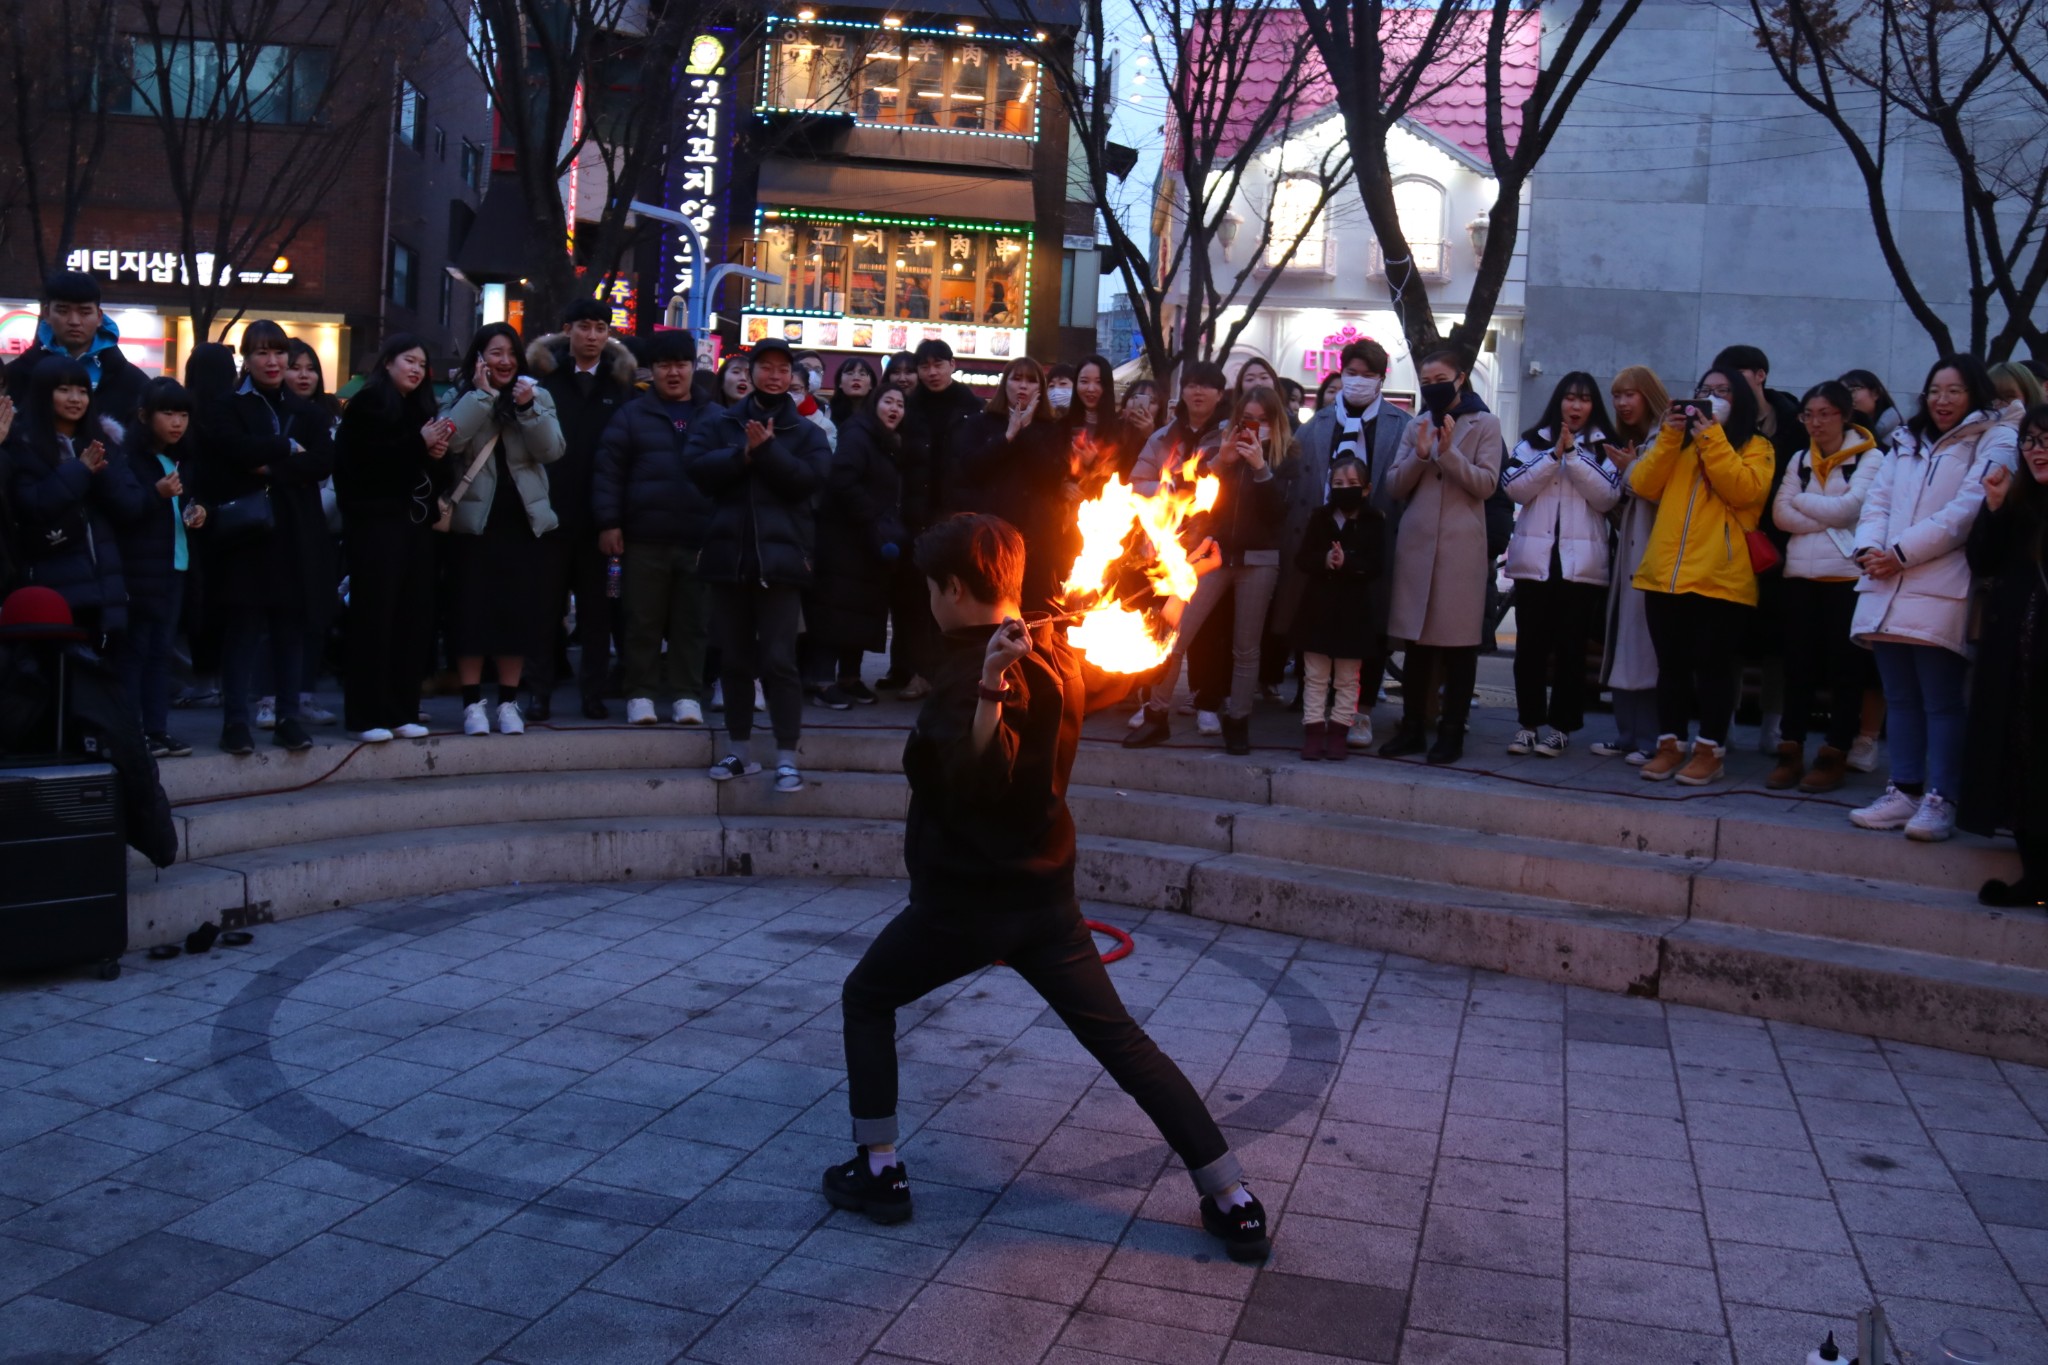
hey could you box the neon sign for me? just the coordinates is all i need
[665,34,731,313]
[1302,324,1373,379]
[64,247,296,287]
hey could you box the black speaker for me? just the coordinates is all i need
[0,761,127,979]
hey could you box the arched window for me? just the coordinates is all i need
[1265,175,1327,271]
[1391,177,1448,277]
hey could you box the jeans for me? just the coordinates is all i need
[1871,642,1969,797]
[710,582,803,747]
[1610,688,1659,753]
[1644,591,1750,745]
[122,577,184,739]
[1302,651,1362,727]
[621,541,707,705]
[842,896,1241,1196]
[222,602,303,729]
[1779,577,1871,750]
[1150,563,1279,720]
[1511,576,1603,733]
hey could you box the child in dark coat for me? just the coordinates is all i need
[117,378,206,756]
[1291,454,1385,760]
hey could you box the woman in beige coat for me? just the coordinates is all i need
[1380,346,1505,764]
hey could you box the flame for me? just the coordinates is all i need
[1057,454,1220,674]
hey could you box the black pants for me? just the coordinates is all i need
[528,530,613,704]
[710,582,803,747]
[1189,585,1233,711]
[1401,644,1479,734]
[800,637,864,687]
[841,897,1241,1195]
[343,516,436,733]
[887,558,937,681]
[1779,577,1870,750]
[1645,591,1749,745]
[1512,576,1603,732]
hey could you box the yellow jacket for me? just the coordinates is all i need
[1628,422,1776,606]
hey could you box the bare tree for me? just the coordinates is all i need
[998,0,1349,386]
[1293,0,1643,360]
[457,0,724,328]
[1749,0,2048,360]
[1,0,125,278]
[124,0,410,336]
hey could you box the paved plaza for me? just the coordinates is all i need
[1,876,2045,1365]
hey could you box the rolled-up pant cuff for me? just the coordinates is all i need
[851,1114,899,1147]
[1188,1150,1243,1197]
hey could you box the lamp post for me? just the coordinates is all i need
[630,199,782,337]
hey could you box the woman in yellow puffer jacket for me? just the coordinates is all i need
[1628,367,1776,786]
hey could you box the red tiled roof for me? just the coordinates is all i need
[1186,7,1540,166]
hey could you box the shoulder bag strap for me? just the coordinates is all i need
[446,433,500,505]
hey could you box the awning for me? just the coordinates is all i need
[756,161,1035,225]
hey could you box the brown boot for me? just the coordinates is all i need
[1675,740,1726,787]
[1300,721,1325,761]
[1800,745,1850,793]
[1640,735,1686,782]
[1766,741,1805,790]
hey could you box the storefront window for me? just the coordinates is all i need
[761,23,1037,137]
[984,235,1026,325]
[752,214,1029,333]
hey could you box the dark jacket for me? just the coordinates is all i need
[592,389,715,548]
[190,381,336,617]
[4,327,151,430]
[951,412,1074,612]
[903,616,1082,914]
[1959,499,2048,841]
[332,389,436,524]
[114,430,190,622]
[528,332,639,532]
[810,410,906,651]
[684,392,831,586]
[6,418,147,633]
[1290,502,1387,659]
[1192,447,1290,565]
[899,380,987,530]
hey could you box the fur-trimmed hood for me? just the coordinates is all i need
[526,332,638,388]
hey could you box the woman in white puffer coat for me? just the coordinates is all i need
[1849,356,2018,843]
[1767,380,1881,794]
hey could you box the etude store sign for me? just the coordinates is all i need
[63,247,296,288]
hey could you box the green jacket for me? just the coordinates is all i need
[440,386,566,536]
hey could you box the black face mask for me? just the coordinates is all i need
[1420,380,1460,419]
[1330,486,1365,512]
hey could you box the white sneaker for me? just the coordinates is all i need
[462,702,491,736]
[1624,749,1652,767]
[1197,710,1222,737]
[300,694,336,725]
[255,698,277,730]
[1758,713,1782,754]
[1534,728,1569,758]
[752,681,766,711]
[1589,740,1627,757]
[357,728,394,743]
[1347,716,1373,749]
[1127,705,1150,730]
[626,697,657,725]
[394,723,429,739]
[1850,782,1920,831]
[1847,735,1880,773]
[496,701,525,735]
[709,681,725,712]
[1904,790,1955,843]
[673,699,704,726]
[1507,728,1536,755]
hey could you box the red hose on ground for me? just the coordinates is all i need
[1087,918,1135,964]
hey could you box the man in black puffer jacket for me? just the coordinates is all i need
[684,338,829,789]
[888,339,986,692]
[593,329,714,727]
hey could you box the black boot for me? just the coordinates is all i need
[1123,705,1171,749]
[1379,723,1427,758]
[1221,714,1251,756]
[1426,723,1466,765]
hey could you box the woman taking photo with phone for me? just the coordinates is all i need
[950,356,1068,612]
[334,334,450,742]
[1849,355,2016,842]
[440,322,566,738]
[1628,368,1774,786]
[1593,366,1669,764]
[1379,346,1505,765]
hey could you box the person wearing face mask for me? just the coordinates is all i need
[1959,404,2048,906]
[1501,373,1621,759]
[1291,454,1385,761]
[1125,376,1293,754]
[1848,355,2016,842]
[1767,380,1881,793]
[950,358,1068,614]
[1379,346,1502,765]
[1044,363,1076,417]
[1989,361,2044,430]
[789,362,838,451]
[1273,340,1410,750]
[1628,368,1774,786]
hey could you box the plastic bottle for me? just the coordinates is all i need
[1808,1332,1842,1365]
[606,556,622,599]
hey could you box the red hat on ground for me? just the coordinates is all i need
[0,587,86,641]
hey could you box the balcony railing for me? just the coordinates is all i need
[1368,237,1451,285]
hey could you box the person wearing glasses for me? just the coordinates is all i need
[1628,367,1775,786]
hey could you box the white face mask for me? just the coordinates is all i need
[1255,424,1271,444]
[1340,374,1380,407]
[1708,395,1732,425]
[1047,384,1073,409]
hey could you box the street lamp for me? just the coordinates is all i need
[629,199,784,337]
[1466,212,1490,257]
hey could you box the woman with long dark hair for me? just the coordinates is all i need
[1627,367,1773,785]
[805,385,908,707]
[1840,368,1904,449]
[440,321,566,737]
[717,354,752,403]
[191,320,335,754]
[272,336,343,725]
[335,333,451,741]
[1501,371,1619,757]
[883,350,918,394]
[949,356,1069,612]
[1960,404,2048,905]
[1849,355,2015,841]
[830,356,878,426]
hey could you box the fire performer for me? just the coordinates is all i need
[823,512,1273,1262]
